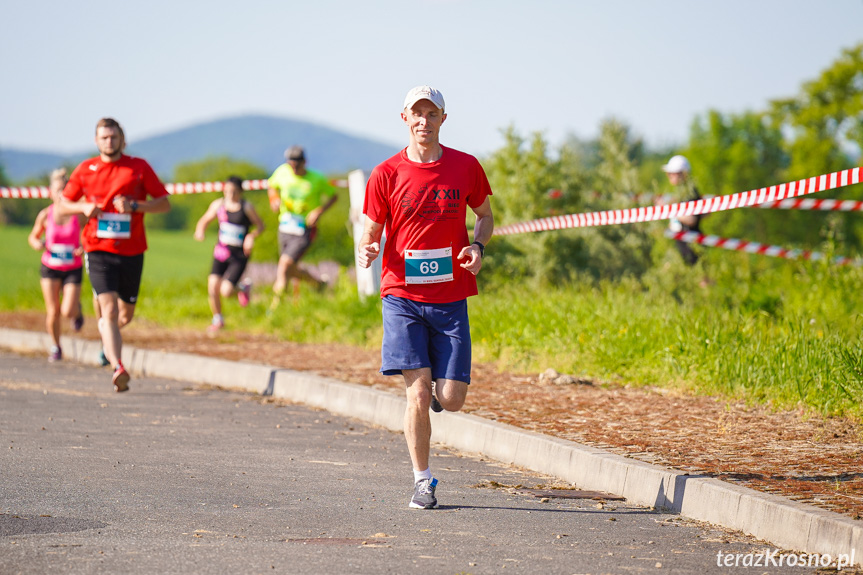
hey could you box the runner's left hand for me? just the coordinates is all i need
[113,196,132,213]
[243,235,255,256]
[458,244,482,275]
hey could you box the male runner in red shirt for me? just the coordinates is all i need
[60,118,171,392]
[358,86,494,509]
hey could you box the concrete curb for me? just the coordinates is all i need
[2,327,859,565]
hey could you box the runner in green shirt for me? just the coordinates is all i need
[267,146,337,308]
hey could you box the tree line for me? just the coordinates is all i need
[483,43,863,284]
[2,44,861,280]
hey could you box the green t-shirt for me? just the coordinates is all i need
[267,164,334,219]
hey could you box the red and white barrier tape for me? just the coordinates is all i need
[0,178,348,199]
[494,167,862,236]
[165,179,269,195]
[636,196,863,212]
[757,198,863,212]
[0,186,50,199]
[666,229,861,267]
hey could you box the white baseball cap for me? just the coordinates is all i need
[662,155,691,174]
[403,85,445,113]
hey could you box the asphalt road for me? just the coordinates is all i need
[0,350,816,574]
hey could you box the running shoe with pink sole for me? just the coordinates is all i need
[112,365,130,392]
[237,280,252,307]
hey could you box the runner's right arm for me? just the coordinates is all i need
[57,164,100,219]
[357,216,384,268]
[57,197,101,220]
[267,187,281,212]
[27,208,49,251]
[194,199,221,241]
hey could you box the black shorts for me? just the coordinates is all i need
[278,229,313,262]
[40,264,83,286]
[675,223,701,266]
[675,240,699,266]
[210,254,248,286]
[85,251,145,304]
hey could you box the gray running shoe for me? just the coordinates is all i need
[410,478,438,509]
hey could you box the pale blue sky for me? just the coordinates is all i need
[2,0,862,158]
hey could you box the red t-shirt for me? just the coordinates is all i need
[363,146,493,303]
[63,155,169,256]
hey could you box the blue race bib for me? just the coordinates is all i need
[96,213,131,239]
[404,247,453,284]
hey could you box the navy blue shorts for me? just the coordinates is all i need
[380,295,471,384]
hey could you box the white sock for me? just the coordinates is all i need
[413,467,432,484]
[212,314,223,324]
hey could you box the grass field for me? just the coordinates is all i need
[2,224,862,419]
[0,224,212,305]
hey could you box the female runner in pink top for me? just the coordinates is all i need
[28,168,85,361]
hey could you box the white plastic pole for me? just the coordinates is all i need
[348,169,384,298]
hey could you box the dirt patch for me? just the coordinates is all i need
[3,310,861,521]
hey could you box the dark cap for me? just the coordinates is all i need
[285,146,306,162]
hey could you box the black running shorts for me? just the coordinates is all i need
[40,264,83,286]
[210,254,249,286]
[85,251,145,304]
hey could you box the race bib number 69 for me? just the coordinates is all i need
[404,247,453,284]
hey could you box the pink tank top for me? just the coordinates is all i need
[41,204,83,271]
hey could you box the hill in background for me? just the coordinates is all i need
[0,114,400,183]
[0,150,68,183]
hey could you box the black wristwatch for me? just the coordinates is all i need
[471,241,485,258]
[130,200,139,212]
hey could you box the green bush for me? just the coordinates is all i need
[481,120,654,287]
